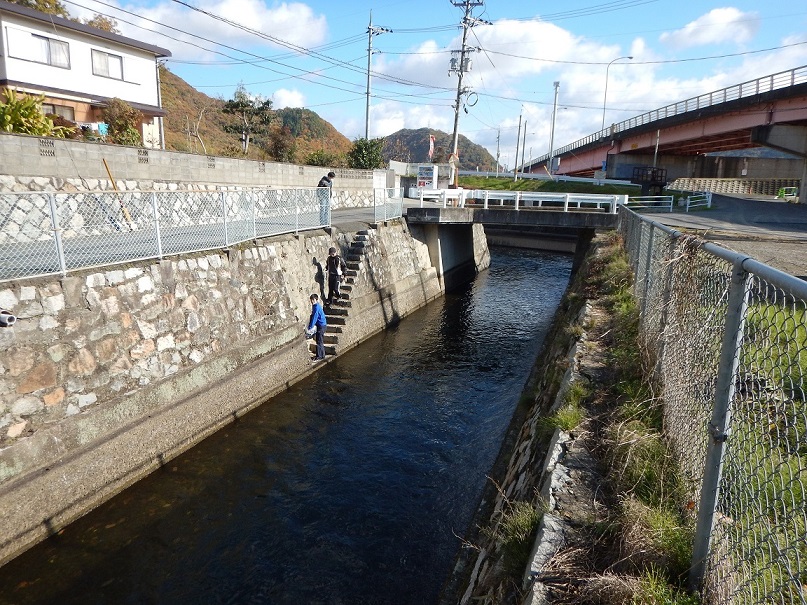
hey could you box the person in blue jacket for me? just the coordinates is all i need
[307,293,327,362]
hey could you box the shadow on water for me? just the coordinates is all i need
[0,247,572,605]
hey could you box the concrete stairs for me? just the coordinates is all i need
[309,229,374,359]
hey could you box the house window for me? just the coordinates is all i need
[41,104,75,121]
[6,28,70,68]
[91,49,123,80]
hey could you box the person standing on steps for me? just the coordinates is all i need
[317,171,335,227]
[324,246,347,307]
[307,293,327,362]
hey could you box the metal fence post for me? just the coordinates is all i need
[220,191,229,247]
[295,191,300,234]
[688,259,750,591]
[47,193,68,276]
[151,192,163,259]
[640,223,655,319]
[251,190,257,239]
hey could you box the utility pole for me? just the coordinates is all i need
[365,11,392,140]
[513,112,522,182]
[496,128,500,177]
[548,81,560,174]
[520,121,527,176]
[449,0,487,187]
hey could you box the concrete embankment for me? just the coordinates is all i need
[0,218,488,566]
[444,233,601,604]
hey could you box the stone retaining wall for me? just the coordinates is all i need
[0,218,466,566]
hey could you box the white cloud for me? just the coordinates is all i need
[659,8,760,49]
[74,0,328,62]
[272,88,306,109]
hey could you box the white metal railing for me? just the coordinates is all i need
[417,188,468,207]
[0,187,401,283]
[415,188,625,214]
[626,195,675,212]
[535,64,807,164]
[685,192,713,211]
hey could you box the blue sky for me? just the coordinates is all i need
[64,0,807,168]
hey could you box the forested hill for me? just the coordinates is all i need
[160,67,496,168]
[159,66,352,159]
[382,128,499,171]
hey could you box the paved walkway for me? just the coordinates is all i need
[639,194,807,279]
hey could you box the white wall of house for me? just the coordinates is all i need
[1,14,161,108]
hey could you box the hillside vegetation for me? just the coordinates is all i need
[160,66,352,161]
[383,127,499,171]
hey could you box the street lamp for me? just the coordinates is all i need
[601,55,632,133]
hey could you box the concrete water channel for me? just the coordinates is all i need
[0,246,573,605]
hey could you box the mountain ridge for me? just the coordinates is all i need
[159,66,498,169]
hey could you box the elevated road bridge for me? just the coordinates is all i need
[529,65,807,203]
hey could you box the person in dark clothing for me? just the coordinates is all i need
[324,246,347,306]
[317,171,335,226]
[307,293,327,361]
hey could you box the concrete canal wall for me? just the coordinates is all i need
[0,218,489,566]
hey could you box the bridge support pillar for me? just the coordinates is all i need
[801,159,807,205]
[751,124,807,203]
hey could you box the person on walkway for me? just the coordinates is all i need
[307,293,327,362]
[317,171,335,226]
[324,246,347,306]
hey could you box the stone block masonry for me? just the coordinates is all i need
[0,218,472,566]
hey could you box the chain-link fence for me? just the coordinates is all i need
[0,187,403,282]
[619,208,807,605]
[374,187,404,223]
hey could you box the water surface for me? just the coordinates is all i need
[0,247,572,605]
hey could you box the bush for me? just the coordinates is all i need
[0,88,71,137]
[101,98,143,146]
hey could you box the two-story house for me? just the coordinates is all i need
[0,0,171,148]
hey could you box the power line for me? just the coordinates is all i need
[483,39,807,65]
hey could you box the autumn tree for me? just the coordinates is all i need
[346,137,385,170]
[303,149,342,168]
[102,98,143,146]
[83,14,119,33]
[7,0,69,17]
[263,124,296,163]
[222,83,273,154]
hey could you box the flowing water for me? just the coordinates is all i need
[0,247,572,605]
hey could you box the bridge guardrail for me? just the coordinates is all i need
[414,188,624,214]
[536,64,807,164]
[619,207,807,604]
[0,187,403,283]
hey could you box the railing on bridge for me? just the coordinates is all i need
[416,188,624,214]
[0,187,403,283]
[620,207,807,604]
[535,64,807,165]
